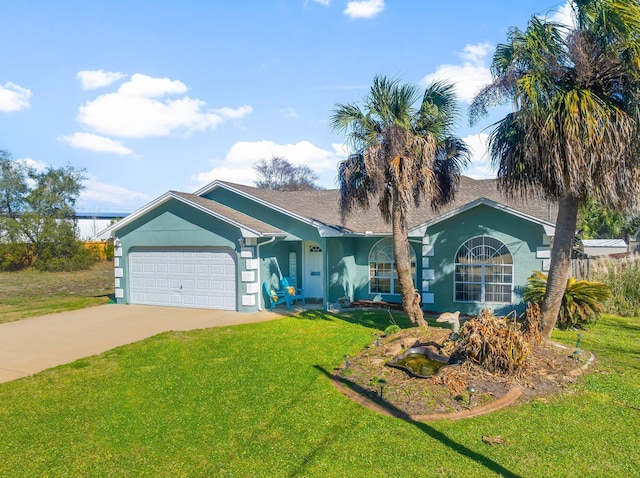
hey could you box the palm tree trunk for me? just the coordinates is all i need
[391,201,426,327]
[540,193,579,340]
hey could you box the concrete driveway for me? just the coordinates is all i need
[0,304,285,384]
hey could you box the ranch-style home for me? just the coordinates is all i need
[104,176,557,316]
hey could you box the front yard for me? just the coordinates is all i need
[0,306,638,477]
[0,261,114,324]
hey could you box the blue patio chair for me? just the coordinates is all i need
[280,277,305,304]
[263,281,292,310]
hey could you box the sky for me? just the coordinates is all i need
[0,0,572,213]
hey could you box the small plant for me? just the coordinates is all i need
[103,239,115,261]
[384,324,401,335]
[524,271,610,329]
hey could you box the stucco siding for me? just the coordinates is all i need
[112,199,256,311]
[326,236,422,304]
[425,204,546,316]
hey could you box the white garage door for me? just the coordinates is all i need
[129,248,236,310]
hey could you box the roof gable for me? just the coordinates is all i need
[100,191,285,238]
[409,198,556,237]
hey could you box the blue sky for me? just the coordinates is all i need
[0,0,571,212]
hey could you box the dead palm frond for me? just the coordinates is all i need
[453,309,531,375]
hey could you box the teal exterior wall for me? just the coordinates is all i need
[113,199,257,312]
[258,239,306,308]
[206,187,332,308]
[425,204,547,316]
[326,236,422,304]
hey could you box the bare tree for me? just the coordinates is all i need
[253,156,321,191]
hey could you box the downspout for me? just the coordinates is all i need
[256,236,276,311]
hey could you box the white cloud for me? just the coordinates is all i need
[549,2,575,28]
[311,0,330,5]
[80,175,153,208]
[77,70,126,90]
[463,133,494,179]
[344,0,384,19]
[214,105,253,119]
[117,73,187,98]
[16,157,47,172]
[0,82,32,112]
[193,164,259,187]
[421,42,493,103]
[192,139,347,189]
[76,73,250,138]
[60,132,134,155]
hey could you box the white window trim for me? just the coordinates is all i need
[368,238,416,295]
[453,235,514,304]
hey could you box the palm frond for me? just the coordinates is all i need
[524,271,610,328]
[337,153,377,222]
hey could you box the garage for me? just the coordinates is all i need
[129,248,236,310]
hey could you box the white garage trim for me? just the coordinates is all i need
[129,247,236,310]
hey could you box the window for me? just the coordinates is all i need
[454,236,513,303]
[369,238,416,295]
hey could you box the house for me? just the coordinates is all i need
[579,239,629,257]
[103,177,557,316]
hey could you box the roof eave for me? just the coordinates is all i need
[203,181,339,234]
[408,198,557,236]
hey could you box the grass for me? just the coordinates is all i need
[590,254,640,318]
[0,261,114,324]
[0,305,638,477]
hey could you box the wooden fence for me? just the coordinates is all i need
[571,253,640,280]
[571,258,593,280]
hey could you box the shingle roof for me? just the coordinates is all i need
[171,191,285,235]
[212,177,557,235]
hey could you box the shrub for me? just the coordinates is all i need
[524,271,610,329]
[384,324,401,335]
[103,240,115,261]
[0,242,32,271]
[33,239,99,272]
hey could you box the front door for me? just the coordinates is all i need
[303,241,323,299]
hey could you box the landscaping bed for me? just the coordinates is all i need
[334,325,592,418]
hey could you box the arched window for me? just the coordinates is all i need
[369,238,416,294]
[454,236,513,303]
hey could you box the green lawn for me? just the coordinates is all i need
[0,309,638,477]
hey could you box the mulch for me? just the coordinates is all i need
[332,325,594,419]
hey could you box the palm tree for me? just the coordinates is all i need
[331,76,469,326]
[470,0,640,340]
